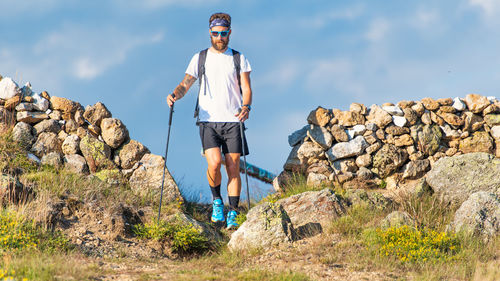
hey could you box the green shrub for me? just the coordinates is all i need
[329,203,385,237]
[133,219,209,253]
[365,225,460,264]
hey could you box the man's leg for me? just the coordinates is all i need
[225,152,242,200]
[205,147,225,222]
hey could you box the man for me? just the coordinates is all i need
[167,12,252,229]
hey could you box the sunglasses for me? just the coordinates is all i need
[210,30,230,37]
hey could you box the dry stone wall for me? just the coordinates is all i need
[278,94,500,190]
[0,75,181,203]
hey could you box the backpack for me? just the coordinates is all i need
[193,48,242,122]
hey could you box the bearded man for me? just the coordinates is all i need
[167,12,253,229]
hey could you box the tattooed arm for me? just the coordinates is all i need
[167,74,197,107]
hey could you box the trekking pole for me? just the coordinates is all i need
[157,94,175,224]
[238,108,251,210]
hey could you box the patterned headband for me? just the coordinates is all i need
[209,18,230,28]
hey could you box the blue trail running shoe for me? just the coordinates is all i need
[211,199,225,223]
[226,210,239,229]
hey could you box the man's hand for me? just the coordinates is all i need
[235,106,250,122]
[166,94,176,108]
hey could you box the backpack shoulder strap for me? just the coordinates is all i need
[232,49,242,94]
[198,48,208,85]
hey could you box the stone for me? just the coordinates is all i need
[397,100,415,109]
[332,171,354,183]
[366,142,382,154]
[449,191,500,240]
[406,145,417,155]
[307,173,329,186]
[496,141,500,158]
[278,189,346,238]
[50,96,80,118]
[421,97,439,111]
[346,124,366,139]
[283,144,304,172]
[426,153,500,204]
[74,109,85,126]
[394,134,413,147]
[62,135,80,155]
[355,154,372,167]
[409,151,424,161]
[382,105,404,116]
[12,122,35,149]
[16,111,49,124]
[129,153,182,203]
[372,144,408,178]
[33,119,61,135]
[459,131,494,154]
[100,118,129,149]
[117,140,150,169]
[297,141,324,161]
[228,202,295,251]
[64,119,78,134]
[330,124,349,142]
[0,77,20,99]
[349,103,367,115]
[446,147,458,157]
[4,95,21,110]
[306,160,333,176]
[364,133,378,144]
[334,110,365,127]
[365,123,378,131]
[307,106,331,127]
[41,91,50,100]
[437,98,453,105]
[88,124,101,136]
[438,112,464,127]
[421,112,432,125]
[80,135,113,172]
[272,171,293,193]
[366,105,392,128]
[32,93,49,112]
[484,114,500,127]
[491,126,500,141]
[483,104,500,115]
[392,116,407,127]
[453,97,466,111]
[464,94,490,114]
[357,166,373,180]
[440,124,461,140]
[288,125,308,146]
[15,102,33,112]
[343,189,394,209]
[57,130,68,142]
[382,102,394,107]
[332,158,358,173]
[41,152,63,168]
[326,136,368,161]
[438,106,456,113]
[49,110,62,120]
[381,211,414,228]
[84,102,112,127]
[64,154,89,174]
[463,112,484,132]
[402,159,430,180]
[307,125,333,149]
[413,124,442,156]
[385,125,409,136]
[430,111,445,126]
[411,102,425,116]
[31,132,61,158]
[375,129,385,140]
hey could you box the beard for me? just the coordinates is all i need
[211,36,229,51]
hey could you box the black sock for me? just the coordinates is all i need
[228,196,240,211]
[210,185,222,201]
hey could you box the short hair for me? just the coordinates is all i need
[209,13,231,27]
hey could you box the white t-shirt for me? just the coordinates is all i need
[185,48,252,122]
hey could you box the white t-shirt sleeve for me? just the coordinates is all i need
[240,53,252,73]
[185,53,200,78]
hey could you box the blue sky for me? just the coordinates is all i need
[2,0,500,202]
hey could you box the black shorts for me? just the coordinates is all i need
[199,122,249,156]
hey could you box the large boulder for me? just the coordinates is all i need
[459,131,494,154]
[277,188,346,238]
[0,77,20,99]
[129,153,182,204]
[449,191,500,240]
[83,102,112,127]
[79,135,113,172]
[100,118,129,149]
[426,153,500,204]
[117,140,150,169]
[412,124,442,156]
[372,144,408,178]
[228,202,295,251]
[63,154,89,174]
[12,122,35,149]
[30,132,61,158]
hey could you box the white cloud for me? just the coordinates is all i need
[113,0,221,10]
[257,60,300,91]
[365,18,390,42]
[469,0,498,17]
[412,8,440,29]
[300,4,365,29]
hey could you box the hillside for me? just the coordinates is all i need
[1,75,500,280]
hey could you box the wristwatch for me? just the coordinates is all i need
[243,104,252,111]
